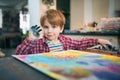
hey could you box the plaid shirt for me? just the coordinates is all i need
[16,34,98,55]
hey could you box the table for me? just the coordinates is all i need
[2,33,22,48]
[0,50,120,80]
[85,48,120,57]
[0,57,55,80]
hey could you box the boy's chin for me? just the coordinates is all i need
[47,38,58,42]
[47,37,53,40]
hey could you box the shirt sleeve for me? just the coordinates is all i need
[67,37,98,50]
[16,38,35,55]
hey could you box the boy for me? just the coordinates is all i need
[16,9,112,55]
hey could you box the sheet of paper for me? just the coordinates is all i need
[12,50,120,80]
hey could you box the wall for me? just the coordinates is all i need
[71,0,84,30]
[70,0,109,30]
[0,9,2,28]
[115,0,120,10]
[70,0,120,30]
[84,0,93,23]
[28,0,56,27]
[28,0,41,27]
[40,0,56,16]
[92,0,109,24]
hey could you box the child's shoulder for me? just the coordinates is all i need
[59,34,72,40]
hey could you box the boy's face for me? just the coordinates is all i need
[42,20,63,42]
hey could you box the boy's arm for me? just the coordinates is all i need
[75,38,112,50]
[16,38,35,55]
[16,25,42,55]
[75,38,99,50]
[98,39,112,46]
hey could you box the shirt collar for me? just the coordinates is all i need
[42,36,47,43]
[58,34,64,43]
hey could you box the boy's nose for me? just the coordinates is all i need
[48,28,52,32]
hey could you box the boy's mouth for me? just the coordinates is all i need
[47,35,53,37]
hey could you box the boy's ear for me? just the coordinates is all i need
[60,26,64,33]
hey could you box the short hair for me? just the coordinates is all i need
[40,9,65,29]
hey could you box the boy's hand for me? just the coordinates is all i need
[98,39,112,46]
[28,25,42,41]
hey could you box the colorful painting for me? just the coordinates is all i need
[12,50,120,80]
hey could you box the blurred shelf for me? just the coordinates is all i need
[63,32,120,36]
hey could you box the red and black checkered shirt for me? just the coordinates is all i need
[16,34,98,55]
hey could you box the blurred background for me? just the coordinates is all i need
[0,0,120,57]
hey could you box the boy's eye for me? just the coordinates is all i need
[52,26,57,28]
[44,26,48,28]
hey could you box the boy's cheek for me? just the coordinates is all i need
[42,29,47,32]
